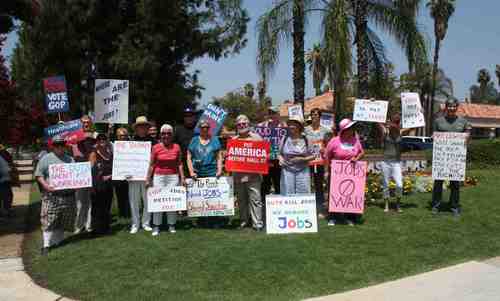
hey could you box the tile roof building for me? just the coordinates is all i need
[279,91,335,118]
[456,103,500,138]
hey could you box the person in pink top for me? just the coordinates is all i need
[146,124,185,236]
[324,118,365,226]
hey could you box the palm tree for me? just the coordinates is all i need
[428,0,456,132]
[243,83,255,99]
[305,43,326,96]
[477,68,492,101]
[495,64,500,87]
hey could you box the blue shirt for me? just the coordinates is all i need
[188,136,221,177]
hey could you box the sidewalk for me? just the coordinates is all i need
[0,184,75,301]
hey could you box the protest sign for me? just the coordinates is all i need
[265,194,317,234]
[254,126,287,160]
[308,140,324,166]
[225,139,270,174]
[44,119,85,145]
[112,141,151,181]
[147,186,187,212]
[43,76,69,113]
[432,132,467,181]
[94,79,129,124]
[353,99,388,123]
[49,162,92,190]
[320,112,334,129]
[194,104,227,136]
[186,177,234,217]
[288,104,304,122]
[329,160,367,214]
[401,93,425,129]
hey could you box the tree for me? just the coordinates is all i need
[469,69,498,104]
[305,43,326,96]
[496,64,500,87]
[243,83,255,99]
[215,88,267,130]
[428,0,456,133]
[0,0,40,33]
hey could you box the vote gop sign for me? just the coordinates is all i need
[265,194,317,234]
[43,76,69,113]
[225,139,270,174]
[49,162,92,190]
[94,79,129,124]
[329,160,367,214]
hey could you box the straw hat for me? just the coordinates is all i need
[132,116,151,129]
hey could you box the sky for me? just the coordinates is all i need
[3,1,500,107]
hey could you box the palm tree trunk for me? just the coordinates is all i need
[355,0,369,99]
[429,39,441,135]
[293,0,305,109]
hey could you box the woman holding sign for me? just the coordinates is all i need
[324,119,365,226]
[146,124,185,236]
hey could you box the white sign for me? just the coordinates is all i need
[265,194,317,234]
[186,177,234,217]
[288,104,304,122]
[432,132,468,181]
[401,93,425,129]
[94,79,129,124]
[353,99,388,123]
[49,162,92,190]
[112,141,151,181]
[147,186,187,212]
[320,112,334,129]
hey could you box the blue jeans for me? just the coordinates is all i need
[280,168,311,195]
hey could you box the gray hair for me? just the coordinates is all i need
[235,114,250,124]
[160,124,174,133]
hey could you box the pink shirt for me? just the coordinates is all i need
[151,143,181,175]
[325,135,363,162]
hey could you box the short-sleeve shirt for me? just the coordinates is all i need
[151,143,181,175]
[34,152,75,182]
[188,136,221,177]
[325,136,363,162]
[433,116,471,133]
[304,125,331,163]
[174,125,195,157]
[279,136,311,172]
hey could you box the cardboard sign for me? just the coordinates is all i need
[329,160,367,214]
[308,140,324,166]
[353,99,388,123]
[186,177,234,217]
[401,93,425,129]
[43,76,69,113]
[288,104,304,122]
[147,186,187,212]
[225,139,270,174]
[94,79,129,124]
[194,104,227,136]
[44,119,86,145]
[265,194,317,234]
[49,162,92,190]
[320,112,334,129]
[432,132,467,181]
[112,141,151,181]
[254,126,287,160]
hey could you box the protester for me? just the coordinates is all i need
[377,114,411,213]
[279,117,315,195]
[186,120,224,228]
[324,118,365,226]
[34,137,76,255]
[113,128,130,218]
[431,99,472,216]
[146,124,185,236]
[0,147,14,218]
[148,121,159,142]
[174,106,197,166]
[232,115,265,231]
[89,133,114,235]
[129,116,156,234]
[73,115,96,234]
[304,108,332,213]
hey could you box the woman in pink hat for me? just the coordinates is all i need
[324,118,365,226]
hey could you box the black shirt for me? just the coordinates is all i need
[174,125,195,156]
[132,135,157,146]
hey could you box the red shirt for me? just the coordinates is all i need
[151,143,181,175]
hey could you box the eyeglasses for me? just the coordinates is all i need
[161,132,173,136]
[236,122,248,128]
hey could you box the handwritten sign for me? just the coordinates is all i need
[186,177,234,217]
[94,79,129,124]
[43,76,69,113]
[147,186,187,212]
[320,112,334,129]
[44,119,86,145]
[254,126,287,160]
[49,162,92,190]
[432,132,467,181]
[329,160,367,214]
[401,93,425,129]
[225,139,270,174]
[308,140,324,166]
[288,104,304,122]
[112,141,151,181]
[265,194,317,234]
[353,99,388,123]
[194,104,227,136]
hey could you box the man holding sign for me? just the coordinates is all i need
[431,99,471,216]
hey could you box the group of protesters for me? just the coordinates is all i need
[33,98,471,255]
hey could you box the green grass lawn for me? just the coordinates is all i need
[23,169,500,301]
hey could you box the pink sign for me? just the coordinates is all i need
[329,160,367,214]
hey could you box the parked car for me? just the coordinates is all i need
[401,136,433,151]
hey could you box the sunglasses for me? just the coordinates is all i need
[161,132,173,136]
[236,123,248,128]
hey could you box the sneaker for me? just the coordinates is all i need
[451,208,461,217]
[327,219,335,226]
[168,226,176,233]
[346,219,354,226]
[239,222,248,229]
[130,225,139,234]
[152,227,160,236]
[74,228,83,235]
[431,207,439,214]
[143,224,153,232]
